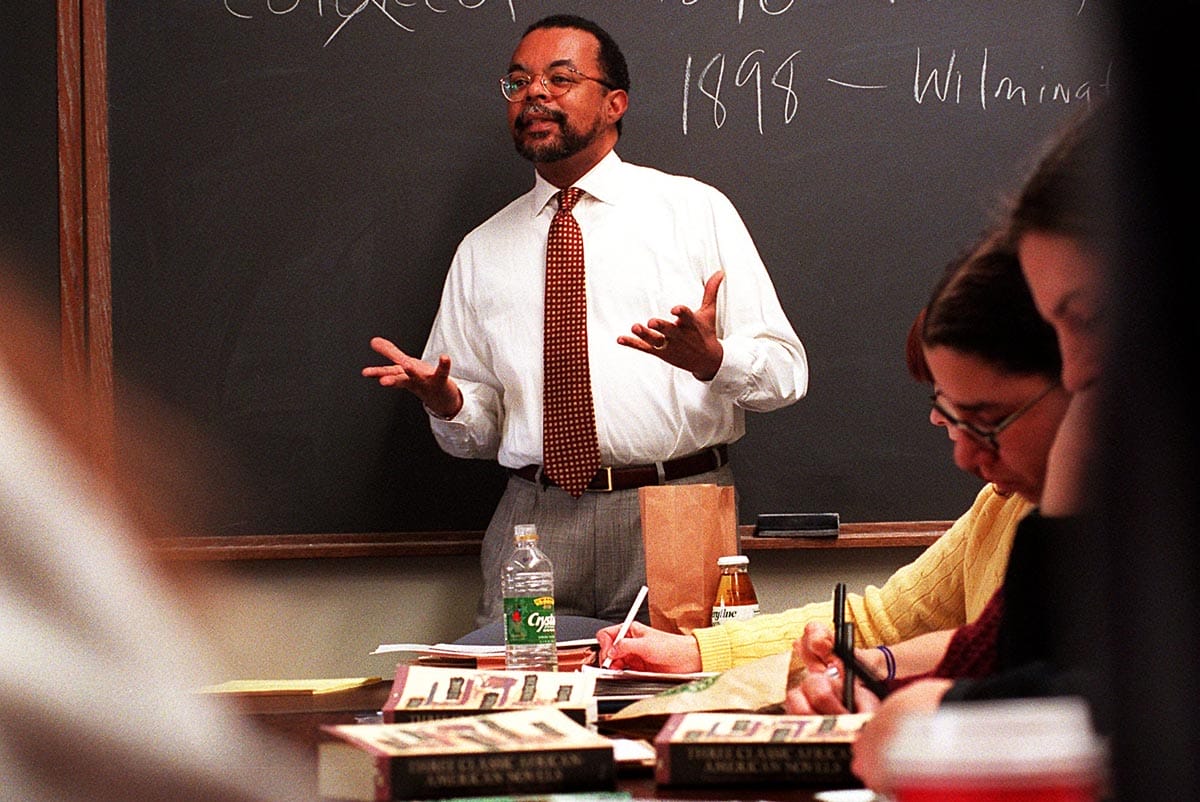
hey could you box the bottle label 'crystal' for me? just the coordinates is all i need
[503,596,557,646]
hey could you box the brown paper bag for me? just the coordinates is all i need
[639,483,738,634]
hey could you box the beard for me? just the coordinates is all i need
[513,104,603,163]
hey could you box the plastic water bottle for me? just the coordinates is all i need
[502,524,558,671]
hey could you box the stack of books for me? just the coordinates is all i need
[583,666,714,717]
[319,644,873,797]
[371,639,599,672]
[319,707,617,800]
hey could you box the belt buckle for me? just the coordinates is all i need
[586,466,614,493]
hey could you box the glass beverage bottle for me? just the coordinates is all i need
[711,554,759,626]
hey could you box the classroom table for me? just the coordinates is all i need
[233,679,841,801]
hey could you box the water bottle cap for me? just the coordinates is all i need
[717,554,749,567]
[513,523,538,541]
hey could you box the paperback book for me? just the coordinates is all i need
[382,664,597,726]
[318,707,617,801]
[371,640,599,671]
[653,711,870,789]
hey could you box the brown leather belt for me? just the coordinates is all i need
[512,445,729,493]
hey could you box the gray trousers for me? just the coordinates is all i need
[474,463,736,628]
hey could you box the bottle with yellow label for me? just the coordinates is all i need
[711,554,759,625]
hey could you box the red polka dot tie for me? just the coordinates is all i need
[542,187,601,498]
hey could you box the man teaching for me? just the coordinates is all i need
[363,14,807,630]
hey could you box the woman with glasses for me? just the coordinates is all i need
[598,233,1067,674]
[785,105,1123,795]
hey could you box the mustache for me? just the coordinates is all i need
[516,104,566,129]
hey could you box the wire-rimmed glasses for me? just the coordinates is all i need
[500,67,614,102]
[930,382,1059,453]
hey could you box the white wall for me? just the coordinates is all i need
[187,545,926,680]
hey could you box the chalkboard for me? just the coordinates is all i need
[105,1,1116,536]
[1,5,59,305]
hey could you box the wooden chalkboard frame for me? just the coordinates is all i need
[60,2,1111,554]
[58,0,110,436]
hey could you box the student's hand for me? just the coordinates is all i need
[785,621,841,714]
[783,621,883,716]
[782,619,868,715]
[849,678,952,794]
[617,270,725,380]
[595,621,703,673]
[362,336,462,418]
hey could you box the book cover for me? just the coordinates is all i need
[318,707,617,801]
[652,711,870,789]
[382,665,597,726]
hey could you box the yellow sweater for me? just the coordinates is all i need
[693,484,1032,672]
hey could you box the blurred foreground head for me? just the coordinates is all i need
[0,268,311,802]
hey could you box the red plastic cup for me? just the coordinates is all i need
[885,697,1108,802]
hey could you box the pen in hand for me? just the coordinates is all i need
[601,584,649,669]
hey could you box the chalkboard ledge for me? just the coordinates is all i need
[152,522,950,561]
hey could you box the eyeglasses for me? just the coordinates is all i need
[931,381,1059,453]
[499,66,615,102]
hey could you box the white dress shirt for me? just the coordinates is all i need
[423,150,807,470]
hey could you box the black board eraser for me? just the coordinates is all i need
[753,512,840,538]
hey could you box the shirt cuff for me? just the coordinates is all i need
[705,337,754,395]
[692,623,736,673]
[423,404,458,421]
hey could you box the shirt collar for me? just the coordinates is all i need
[529,150,623,217]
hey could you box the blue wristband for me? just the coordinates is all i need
[876,644,897,681]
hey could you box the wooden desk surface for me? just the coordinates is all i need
[233,679,392,749]
[233,680,840,801]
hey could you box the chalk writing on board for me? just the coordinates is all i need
[908,49,1113,111]
[683,50,804,135]
[219,3,1110,133]
[219,0,858,34]
[222,0,520,44]
[682,47,1113,134]
[221,1,1096,45]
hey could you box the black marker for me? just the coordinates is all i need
[831,582,890,706]
[833,582,846,634]
[841,621,857,711]
[832,583,854,711]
